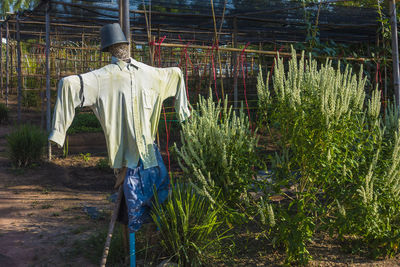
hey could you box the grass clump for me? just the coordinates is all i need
[6,124,47,167]
[0,102,8,124]
[151,181,228,266]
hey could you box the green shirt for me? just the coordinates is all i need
[49,57,190,169]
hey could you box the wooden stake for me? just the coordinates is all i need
[233,16,238,112]
[45,1,52,160]
[389,0,400,105]
[10,33,13,95]
[0,25,3,99]
[81,33,84,73]
[100,185,124,267]
[122,224,129,263]
[16,14,22,123]
[210,0,225,99]
[6,21,9,107]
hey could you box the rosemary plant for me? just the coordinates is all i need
[258,48,400,262]
[174,91,260,209]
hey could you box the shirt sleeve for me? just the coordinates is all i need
[159,67,191,122]
[48,71,99,147]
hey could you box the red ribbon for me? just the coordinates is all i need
[240,42,251,125]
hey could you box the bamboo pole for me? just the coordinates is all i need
[4,42,378,64]
[120,0,130,52]
[233,17,238,112]
[46,2,52,160]
[10,30,13,95]
[40,41,45,130]
[150,42,378,62]
[5,21,9,107]
[100,186,124,267]
[210,0,225,99]
[81,33,84,73]
[131,32,135,58]
[5,19,377,39]
[16,14,22,123]
[98,49,102,69]
[0,25,3,99]
[389,0,400,106]
[65,44,69,72]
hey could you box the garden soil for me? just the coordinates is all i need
[1,97,400,266]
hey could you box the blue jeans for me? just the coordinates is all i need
[123,144,169,232]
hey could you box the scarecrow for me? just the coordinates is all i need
[48,23,190,265]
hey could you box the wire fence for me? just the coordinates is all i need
[0,0,390,162]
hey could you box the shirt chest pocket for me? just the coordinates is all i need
[141,90,156,109]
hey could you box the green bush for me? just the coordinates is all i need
[257,48,400,262]
[67,112,102,135]
[332,101,400,258]
[22,90,40,109]
[151,181,228,266]
[0,103,8,124]
[6,124,47,167]
[174,91,260,208]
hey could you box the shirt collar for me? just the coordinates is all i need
[111,56,139,71]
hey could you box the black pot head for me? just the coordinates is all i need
[100,23,129,52]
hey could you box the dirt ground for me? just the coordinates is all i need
[1,97,400,266]
[0,99,117,266]
[0,129,116,266]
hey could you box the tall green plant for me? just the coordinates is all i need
[258,48,400,262]
[174,92,260,207]
[333,100,400,257]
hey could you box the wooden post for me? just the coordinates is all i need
[211,0,224,99]
[65,46,69,73]
[120,0,131,53]
[6,21,9,107]
[390,0,400,105]
[131,32,134,58]
[40,45,45,129]
[81,33,84,73]
[0,25,3,99]
[10,31,13,95]
[46,2,52,160]
[98,49,102,68]
[149,36,155,66]
[233,16,238,112]
[16,14,22,123]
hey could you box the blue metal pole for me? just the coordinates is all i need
[129,232,136,267]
